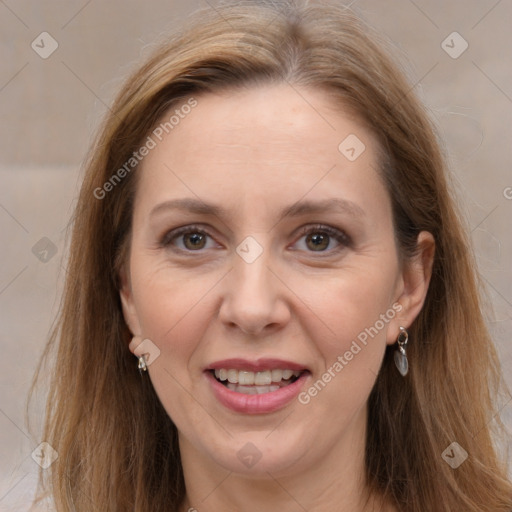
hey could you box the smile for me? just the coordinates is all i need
[212,368,303,394]
[204,359,311,414]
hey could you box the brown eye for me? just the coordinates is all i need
[293,224,351,254]
[183,232,207,250]
[305,232,330,251]
[161,225,218,252]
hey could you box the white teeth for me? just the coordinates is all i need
[213,368,302,385]
[282,369,294,379]
[271,369,283,382]
[254,370,272,386]
[238,371,255,385]
[227,383,281,394]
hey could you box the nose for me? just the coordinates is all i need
[218,248,291,336]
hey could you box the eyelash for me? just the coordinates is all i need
[160,223,351,254]
[297,224,352,253]
[160,224,211,250]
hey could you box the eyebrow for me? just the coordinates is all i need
[280,198,365,220]
[149,197,365,221]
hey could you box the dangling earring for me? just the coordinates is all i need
[137,355,147,373]
[129,336,148,374]
[394,326,409,376]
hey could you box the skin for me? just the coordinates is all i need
[120,83,434,512]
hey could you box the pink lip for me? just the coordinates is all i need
[205,369,310,414]
[205,358,309,373]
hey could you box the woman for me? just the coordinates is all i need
[32,1,512,510]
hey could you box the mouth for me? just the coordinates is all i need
[208,368,304,395]
[204,358,311,414]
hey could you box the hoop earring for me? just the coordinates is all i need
[394,326,409,376]
[129,336,148,374]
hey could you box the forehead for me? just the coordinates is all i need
[134,83,389,222]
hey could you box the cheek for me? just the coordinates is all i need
[294,274,393,421]
[129,262,222,426]
[291,261,398,411]
[300,267,397,348]
[130,260,222,366]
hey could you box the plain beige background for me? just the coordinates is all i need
[1,0,511,509]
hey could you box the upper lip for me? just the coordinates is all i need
[205,358,309,373]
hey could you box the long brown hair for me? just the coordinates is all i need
[30,1,512,510]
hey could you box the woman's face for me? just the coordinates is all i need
[121,84,428,479]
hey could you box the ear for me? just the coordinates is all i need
[387,231,435,344]
[119,263,143,354]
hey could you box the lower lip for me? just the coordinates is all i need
[205,371,309,414]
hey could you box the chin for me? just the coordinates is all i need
[200,428,311,477]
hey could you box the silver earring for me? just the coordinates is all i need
[129,336,148,374]
[138,355,147,373]
[394,326,409,376]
